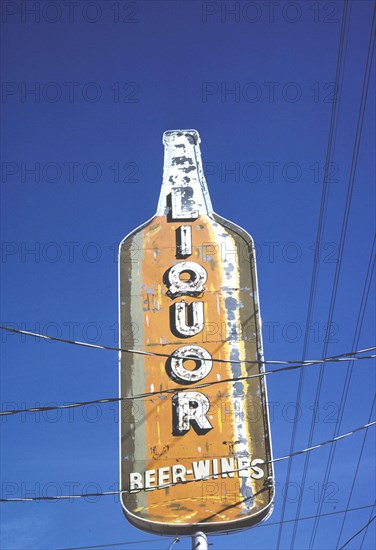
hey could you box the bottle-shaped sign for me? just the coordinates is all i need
[119,130,274,535]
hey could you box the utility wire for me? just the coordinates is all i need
[360,505,376,549]
[276,2,350,545]
[338,514,376,550]
[291,7,376,547]
[0,420,374,502]
[57,540,164,550]
[270,421,375,463]
[256,504,375,530]
[313,234,376,546]
[0,325,374,367]
[54,505,375,550]
[307,8,376,548]
[167,539,180,550]
[336,396,376,547]
[1,351,375,418]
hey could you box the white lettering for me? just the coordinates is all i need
[129,472,143,493]
[172,392,213,435]
[172,301,204,337]
[158,466,170,487]
[237,457,250,478]
[170,187,198,220]
[220,457,235,478]
[250,458,265,479]
[169,345,213,383]
[192,459,210,480]
[145,469,156,491]
[167,261,207,297]
[212,458,219,479]
[129,457,265,492]
[176,225,192,257]
[172,464,187,483]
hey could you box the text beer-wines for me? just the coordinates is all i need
[119,130,274,534]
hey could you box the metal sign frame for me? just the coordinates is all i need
[119,130,274,535]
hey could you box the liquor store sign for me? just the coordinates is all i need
[119,130,274,535]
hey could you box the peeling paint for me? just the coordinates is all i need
[120,130,274,535]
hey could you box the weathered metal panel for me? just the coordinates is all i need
[119,130,274,535]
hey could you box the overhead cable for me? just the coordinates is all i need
[0,325,374,367]
[0,420,374,502]
[336,396,376,547]
[359,505,376,549]
[54,504,375,550]
[338,514,376,550]
[311,234,376,546]
[298,7,376,547]
[1,351,375,418]
[276,3,351,546]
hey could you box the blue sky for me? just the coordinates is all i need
[1,1,375,549]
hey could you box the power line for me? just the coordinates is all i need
[338,514,376,550]
[360,505,376,549]
[1,324,374,367]
[1,350,375,418]
[336,396,376,547]
[276,2,350,546]
[270,420,375,463]
[307,6,376,547]
[0,420,374,502]
[256,504,375,529]
[291,6,376,546]
[57,539,167,550]
[53,505,375,550]
[312,233,376,545]
[218,504,376,534]
[167,539,180,550]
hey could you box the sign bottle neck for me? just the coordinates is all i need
[156,130,213,218]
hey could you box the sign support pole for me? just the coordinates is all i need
[192,531,208,550]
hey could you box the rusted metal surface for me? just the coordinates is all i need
[119,130,274,535]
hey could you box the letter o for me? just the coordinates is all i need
[82,82,102,102]
[42,82,62,103]
[242,162,262,182]
[242,82,262,103]
[242,2,262,22]
[282,2,302,23]
[168,345,213,383]
[282,162,302,183]
[42,162,62,183]
[82,2,102,22]
[282,82,302,103]
[42,3,62,22]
